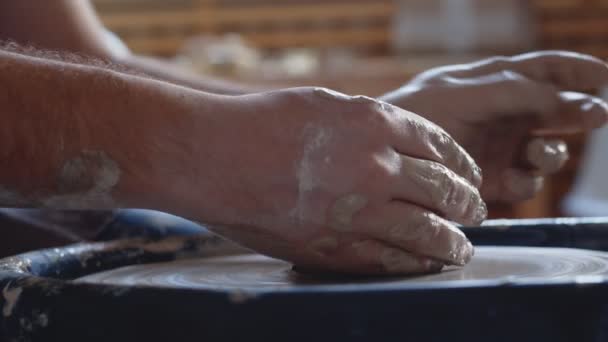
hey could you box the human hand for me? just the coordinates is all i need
[175,87,486,275]
[381,51,608,202]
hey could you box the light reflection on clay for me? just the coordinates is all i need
[77,247,608,290]
[526,138,570,174]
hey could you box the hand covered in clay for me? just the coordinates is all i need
[181,87,486,275]
[381,51,608,202]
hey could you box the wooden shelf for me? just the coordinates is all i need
[93,0,395,56]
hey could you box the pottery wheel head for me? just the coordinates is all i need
[77,247,608,290]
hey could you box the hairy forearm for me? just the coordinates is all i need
[0,0,268,96]
[0,47,211,211]
[118,54,269,95]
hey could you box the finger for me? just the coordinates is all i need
[499,168,545,202]
[299,232,444,275]
[393,155,487,225]
[443,70,560,121]
[534,92,608,134]
[443,74,608,133]
[330,239,445,275]
[524,138,570,175]
[353,202,475,266]
[458,51,608,92]
[389,108,482,188]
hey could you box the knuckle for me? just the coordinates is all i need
[290,86,314,98]
[437,131,454,150]
[417,211,443,241]
[371,160,396,182]
[433,129,457,155]
[434,167,477,221]
[364,102,394,129]
[431,164,459,209]
[432,130,479,185]
[426,128,456,164]
[279,87,315,105]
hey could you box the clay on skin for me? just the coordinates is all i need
[379,248,442,274]
[328,194,368,232]
[0,151,121,209]
[388,215,472,266]
[293,88,386,229]
[471,193,488,225]
[388,220,432,244]
[44,150,121,209]
[402,157,484,223]
[291,124,332,224]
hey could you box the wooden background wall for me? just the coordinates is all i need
[93,0,396,56]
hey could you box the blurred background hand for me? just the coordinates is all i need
[381,51,608,203]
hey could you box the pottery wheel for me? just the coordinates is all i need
[76,247,608,290]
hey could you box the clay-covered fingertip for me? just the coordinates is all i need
[474,200,488,225]
[472,164,484,189]
[463,241,475,264]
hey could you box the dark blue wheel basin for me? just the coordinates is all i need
[2,213,608,342]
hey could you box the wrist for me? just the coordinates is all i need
[118,85,241,221]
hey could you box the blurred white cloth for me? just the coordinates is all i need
[392,0,533,53]
[563,125,608,216]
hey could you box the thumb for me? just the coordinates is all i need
[446,70,559,121]
[449,71,608,133]
[534,92,608,135]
